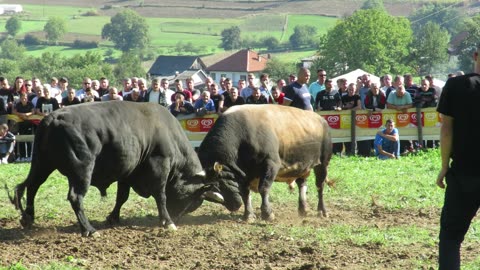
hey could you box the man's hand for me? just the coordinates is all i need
[436,167,448,189]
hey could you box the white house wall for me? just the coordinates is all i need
[209,71,261,86]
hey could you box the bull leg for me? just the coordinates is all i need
[106,182,130,225]
[313,163,328,217]
[67,181,97,237]
[295,177,308,217]
[240,185,255,222]
[153,180,176,230]
[20,168,54,229]
[258,162,279,221]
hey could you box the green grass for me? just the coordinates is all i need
[270,49,318,63]
[20,4,94,19]
[327,150,443,210]
[0,149,445,222]
[285,14,337,41]
[0,4,338,60]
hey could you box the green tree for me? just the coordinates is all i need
[18,52,114,87]
[220,26,241,50]
[318,9,413,76]
[175,41,185,54]
[412,22,450,74]
[0,59,20,79]
[102,9,150,52]
[44,17,67,44]
[361,0,386,11]
[262,57,297,82]
[5,16,21,37]
[0,39,25,61]
[114,52,145,80]
[262,36,280,50]
[409,3,464,36]
[456,15,480,72]
[289,25,317,49]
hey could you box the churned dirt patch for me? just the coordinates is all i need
[1,201,476,270]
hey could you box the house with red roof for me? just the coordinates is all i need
[205,49,269,85]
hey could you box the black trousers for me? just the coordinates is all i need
[16,121,33,158]
[439,170,480,270]
[332,142,343,155]
[357,140,372,157]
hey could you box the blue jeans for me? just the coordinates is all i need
[377,140,399,159]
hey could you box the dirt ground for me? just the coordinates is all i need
[1,200,471,270]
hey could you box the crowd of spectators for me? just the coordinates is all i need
[0,69,449,163]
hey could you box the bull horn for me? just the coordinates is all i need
[213,162,223,173]
[202,191,224,204]
[195,170,206,177]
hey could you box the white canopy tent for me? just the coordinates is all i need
[330,69,381,90]
[432,78,446,89]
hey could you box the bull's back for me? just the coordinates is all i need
[222,105,329,158]
[34,102,192,175]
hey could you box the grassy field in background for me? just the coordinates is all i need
[1,149,480,269]
[0,4,337,63]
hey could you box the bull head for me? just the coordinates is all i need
[166,171,224,220]
[206,162,243,212]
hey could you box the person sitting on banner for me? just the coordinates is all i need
[0,123,15,164]
[374,119,400,160]
[170,91,194,117]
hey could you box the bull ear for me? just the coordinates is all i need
[213,162,223,173]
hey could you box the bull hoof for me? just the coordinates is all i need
[82,230,99,237]
[106,214,120,225]
[242,216,256,224]
[317,211,328,218]
[166,223,177,231]
[261,212,275,222]
[241,213,256,223]
[298,209,308,217]
[20,214,33,229]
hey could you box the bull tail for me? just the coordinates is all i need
[4,182,27,214]
[321,120,333,167]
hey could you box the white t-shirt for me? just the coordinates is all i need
[148,91,160,104]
